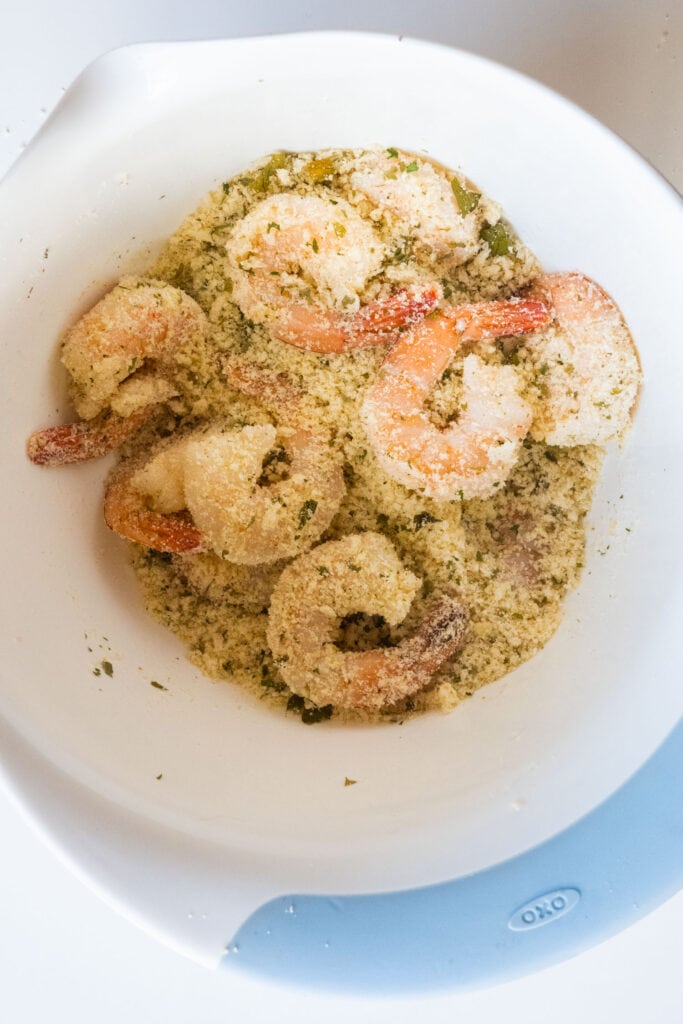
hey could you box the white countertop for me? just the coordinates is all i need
[1,3,681,1021]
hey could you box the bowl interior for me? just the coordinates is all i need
[0,34,681,894]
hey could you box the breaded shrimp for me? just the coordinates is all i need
[226,192,440,352]
[525,273,641,446]
[267,533,468,711]
[349,150,485,261]
[104,422,344,563]
[63,276,206,420]
[28,277,206,466]
[361,299,550,500]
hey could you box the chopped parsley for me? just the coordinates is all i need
[150,680,168,691]
[386,147,399,158]
[451,176,480,216]
[413,511,440,530]
[480,222,516,257]
[298,499,318,528]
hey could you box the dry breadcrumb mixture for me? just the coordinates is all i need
[121,148,601,724]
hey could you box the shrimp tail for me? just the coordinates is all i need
[410,592,469,669]
[104,471,204,553]
[26,407,157,466]
[448,298,550,341]
[275,284,442,354]
[345,592,469,710]
[348,284,442,343]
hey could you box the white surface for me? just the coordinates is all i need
[1,2,681,1021]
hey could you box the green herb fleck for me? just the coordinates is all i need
[247,151,289,193]
[404,160,419,173]
[344,777,357,786]
[101,660,114,677]
[451,176,481,215]
[266,221,280,232]
[221,182,231,195]
[298,499,318,528]
[386,147,399,158]
[260,674,286,692]
[286,694,305,713]
[311,238,319,253]
[480,222,516,258]
[347,563,362,572]
[302,704,334,725]
[156,773,163,780]
[316,566,330,577]
[333,222,346,238]
[413,511,440,530]
[150,680,168,691]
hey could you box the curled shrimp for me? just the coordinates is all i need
[267,533,469,712]
[226,192,440,353]
[349,150,485,261]
[361,299,551,500]
[104,363,345,561]
[28,277,206,466]
[524,273,641,446]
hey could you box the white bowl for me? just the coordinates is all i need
[0,32,681,980]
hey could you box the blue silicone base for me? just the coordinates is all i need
[224,719,682,993]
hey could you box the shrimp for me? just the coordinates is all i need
[180,424,344,564]
[28,277,207,466]
[361,298,551,500]
[104,422,345,563]
[349,150,485,261]
[267,533,469,711]
[62,276,207,420]
[226,192,440,353]
[524,273,641,446]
